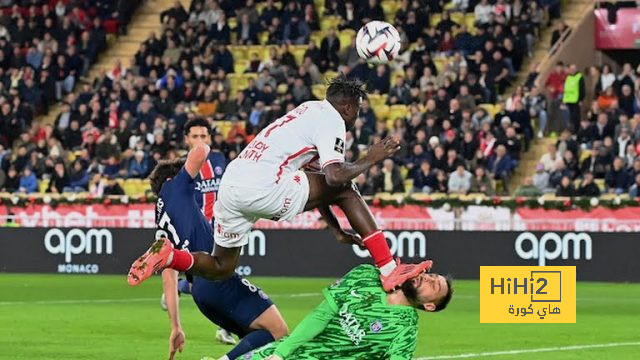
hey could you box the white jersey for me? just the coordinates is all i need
[222,100,346,189]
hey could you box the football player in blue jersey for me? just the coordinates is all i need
[154,120,288,360]
[160,119,236,345]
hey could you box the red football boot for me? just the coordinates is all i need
[127,238,173,286]
[380,259,434,292]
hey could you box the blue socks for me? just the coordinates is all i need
[226,330,275,359]
[177,279,191,295]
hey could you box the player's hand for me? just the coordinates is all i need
[336,230,364,248]
[264,355,283,360]
[367,136,401,163]
[168,327,185,360]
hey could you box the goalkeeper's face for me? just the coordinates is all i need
[401,272,450,312]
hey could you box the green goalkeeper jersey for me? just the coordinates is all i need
[242,264,418,360]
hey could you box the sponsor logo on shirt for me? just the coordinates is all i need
[338,303,366,345]
[195,178,221,193]
[334,138,345,154]
[370,320,383,333]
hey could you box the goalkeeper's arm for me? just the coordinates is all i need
[272,300,336,359]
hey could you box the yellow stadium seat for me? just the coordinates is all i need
[404,179,414,193]
[228,17,237,29]
[339,29,356,52]
[381,1,397,21]
[291,45,307,65]
[258,31,269,45]
[123,179,140,197]
[312,84,327,99]
[39,179,50,193]
[388,104,408,121]
[320,16,341,31]
[229,46,248,61]
[465,14,476,29]
[595,179,606,191]
[276,83,289,94]
[234,59,249,74]
[323,70,339,81]
[579,150,592,164]
[431,13,442,27]
[310,31,325,47]
[368,94,385,108]
[374,104,389,120]
[433,57,446,73]
[450,12,464,25]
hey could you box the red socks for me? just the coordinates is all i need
[363,230,393,269]
[169,249,194,272]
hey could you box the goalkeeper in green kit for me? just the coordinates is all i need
[232,262,452,360]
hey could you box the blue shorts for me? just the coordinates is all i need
[191,274,273,338]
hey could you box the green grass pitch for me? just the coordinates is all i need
[0,274,638,360]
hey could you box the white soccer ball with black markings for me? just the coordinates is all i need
[356,21,401,64]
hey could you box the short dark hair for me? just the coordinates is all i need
[434,275,454,312]
[148,159,186,195]
[326,75,367,105]
[184,118,211,136]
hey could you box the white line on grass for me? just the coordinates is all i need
[0,292,321,306]
[415,342,640,359]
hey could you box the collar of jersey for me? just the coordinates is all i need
[321,99,343,121]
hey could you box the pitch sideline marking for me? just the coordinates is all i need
[415,342,640,359]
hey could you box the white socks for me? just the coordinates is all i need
[379,260,396,276]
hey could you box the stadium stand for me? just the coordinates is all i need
[0,0,569,198]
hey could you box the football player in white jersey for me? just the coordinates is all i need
[129,76,432,292]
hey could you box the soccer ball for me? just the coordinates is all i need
[356,21,401,64]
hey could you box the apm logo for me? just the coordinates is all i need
[44,228,113,262]
[352,231,426,258]
[515,232,592,266]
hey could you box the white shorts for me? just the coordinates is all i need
[213,170,309,248]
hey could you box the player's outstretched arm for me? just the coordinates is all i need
[184,142,210,179]
[272,300,337,359]
[324,136,400,186]
[162,269,185,360]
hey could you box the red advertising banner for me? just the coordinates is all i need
[2,203,640,231]
[595,8,640,49]
[0,203,439,230]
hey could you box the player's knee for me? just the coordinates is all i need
[269,321,289,340]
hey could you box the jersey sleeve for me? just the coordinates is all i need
[385,325,418,360]
[322,264,380,311]
[171,167,196,193]
[313,116,346,169]
[273,299,337,359]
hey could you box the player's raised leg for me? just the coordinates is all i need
[305,172,432,291]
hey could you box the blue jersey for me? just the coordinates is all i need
[194,151,226,225]
[156,167,214,253]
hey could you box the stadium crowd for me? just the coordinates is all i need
[514,60,640,197]
[0,0,598,199]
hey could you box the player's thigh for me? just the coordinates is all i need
[214,186,255,249]
[248,305,289,340]
[256,170,309,221]
[304,171,357,210]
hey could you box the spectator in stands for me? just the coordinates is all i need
[545,61,566,101]
[523,86,548,138]
[562,64,586,130]
[488,144,515,194]
[448,164,472,194]
[578,172,601,197]
[412,160,437,194]
[605,157,631,194]
[320,28,340,72]
[469,166,494,195]
[18,167,37,194]
[375,158,404,194]
[539,143,560,171]
[515,176,542,197]
[388,75,411,105]
[597,86,618,111]
[532,163,551,193]
[128,150,149,179]
[629,173,640,197]
[556,175,576,197]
